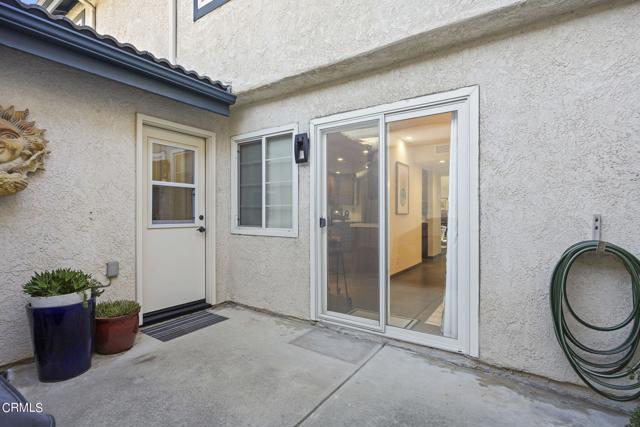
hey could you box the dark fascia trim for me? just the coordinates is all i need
[193,0,231,21]
[0,2,236,115]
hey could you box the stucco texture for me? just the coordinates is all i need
[176,0,520,92]
[224,1,640,384]
[95,0,173,61]
[0,47,226,366]
[175,0,619,96]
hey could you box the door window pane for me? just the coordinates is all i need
[152,143,195,184]
[152,186,195,224]
[325,122,380,321]
[238,140,262,227]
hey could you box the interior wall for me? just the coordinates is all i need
[388,141,423,276]
[224,1,640,385]
[0,47,226,366]
[426,170,443,258]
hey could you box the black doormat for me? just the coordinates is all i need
[142,310,228,342]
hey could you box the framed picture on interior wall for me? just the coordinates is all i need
[396,162,409,215]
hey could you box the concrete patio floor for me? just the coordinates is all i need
[10,305,628,427]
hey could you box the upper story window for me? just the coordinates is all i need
[194,0,230,21]
[231,125,299,238]
[71,9,85,26]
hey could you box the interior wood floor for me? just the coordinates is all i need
[390,257,446,335]
[326,254,446,336]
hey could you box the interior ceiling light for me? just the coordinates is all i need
[360,137,378,145]
[363,150,369,154]
[337,157,344,162]
[336,171,341,174]
[405,136,414,141]
[439,160,446,163]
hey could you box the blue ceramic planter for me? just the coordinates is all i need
[26,298,95,382]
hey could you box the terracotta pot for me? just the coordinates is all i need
[94,310,139,355]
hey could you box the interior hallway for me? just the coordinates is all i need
[389,257,445,334]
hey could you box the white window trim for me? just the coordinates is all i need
[231,124,299,238]
[71,9,85,26]
[66,1,96,28]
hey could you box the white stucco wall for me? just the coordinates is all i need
[176,0,512,91]
[95,0,173,61]
[0,47,226,366]
[220,1,640,384]
[85,0,626,97]
[173,0,622,97]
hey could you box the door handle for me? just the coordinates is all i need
[197,226,206,233]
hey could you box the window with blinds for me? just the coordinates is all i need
[232,127,298,237]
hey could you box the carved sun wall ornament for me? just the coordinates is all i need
[0,105,49,196]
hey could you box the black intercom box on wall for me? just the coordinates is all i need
[294,133,309,164]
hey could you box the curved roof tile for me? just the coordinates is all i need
[6,0,231,93]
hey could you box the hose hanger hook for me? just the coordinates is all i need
[593,214,606,255]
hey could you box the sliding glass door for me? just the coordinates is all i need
[386,110,458,340]
[312,87,479,355]
[318,119,385,330]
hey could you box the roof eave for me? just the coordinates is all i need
[0,1,236,115]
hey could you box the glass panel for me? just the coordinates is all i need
[266,205,292,229]
[266,134,293,229]
[152,185,195,224]
[266,133,291,158]
[387,112,456,338]
[238,140,262,227]
[325,122,380,322]
[152,143,195,184]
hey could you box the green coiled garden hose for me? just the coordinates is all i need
[550,240,640,401]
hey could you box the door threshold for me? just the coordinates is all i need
[142,299,211,326]
[317,317,464,355]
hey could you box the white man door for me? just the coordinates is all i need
[141,125,207,323]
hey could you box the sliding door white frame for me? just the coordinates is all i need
[313,116,386,332]
[310,86,479,356]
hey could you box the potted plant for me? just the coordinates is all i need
[23,268,106,382]
[94,300,141,355]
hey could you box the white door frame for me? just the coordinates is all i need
[313,116,387,333]
[309,86,480,357]
[135,114,217,324]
